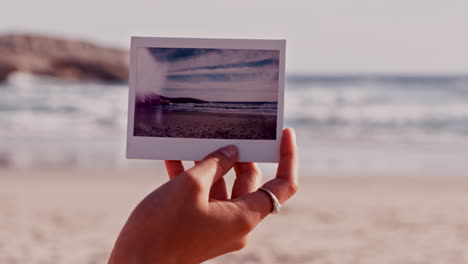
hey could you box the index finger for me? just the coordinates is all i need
[235,128,298,220]
[262,127,299,203]
[276,127,299,184]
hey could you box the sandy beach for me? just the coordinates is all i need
[134,109,277,140]
[1,169,468,264]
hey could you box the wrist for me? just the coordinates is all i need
[109,242,186,264]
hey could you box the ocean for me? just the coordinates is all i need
[159,102,278,116]
[1,73,468,176]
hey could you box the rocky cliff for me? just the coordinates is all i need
[135,92,209,108]
[0,33,129,83]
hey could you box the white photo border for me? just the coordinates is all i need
[126,36,286,163]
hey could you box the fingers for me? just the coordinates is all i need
[197,160,229,200]
[185,145,238,196]
[235,128,298,221]
[276,128,299,184]
[209,177,229,200]
[231,163,262,199]
[263,127,299,202]
[164,160,185,179]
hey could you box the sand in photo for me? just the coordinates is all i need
[134,108,277,139]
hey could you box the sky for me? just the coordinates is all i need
[1,0,468,73]
[136,48,279,101]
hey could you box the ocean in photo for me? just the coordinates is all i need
[1,73,468,176]
[156,102,278,116]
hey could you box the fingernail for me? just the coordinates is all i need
[219,145,237,159]
[286,128,296,143]
[290,128,296,143]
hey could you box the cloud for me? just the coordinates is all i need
[149,48,219,62]
[170,58,279,73]
[139,47,280,102]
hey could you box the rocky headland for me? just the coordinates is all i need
[135,92,209,108]
[0,33,129,83]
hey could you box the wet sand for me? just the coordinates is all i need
[1,170,468,263]
[134,109,277,140]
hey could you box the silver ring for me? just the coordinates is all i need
[259,187,281,214]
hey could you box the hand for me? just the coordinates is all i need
[108,128,298,264]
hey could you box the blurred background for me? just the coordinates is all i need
[1,1,468,263]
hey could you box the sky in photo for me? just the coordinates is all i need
[1,0,467,73]
[136,48,279,102]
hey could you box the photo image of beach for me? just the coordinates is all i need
[133,47,279,140]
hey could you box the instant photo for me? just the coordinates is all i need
[127,37,285,162]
